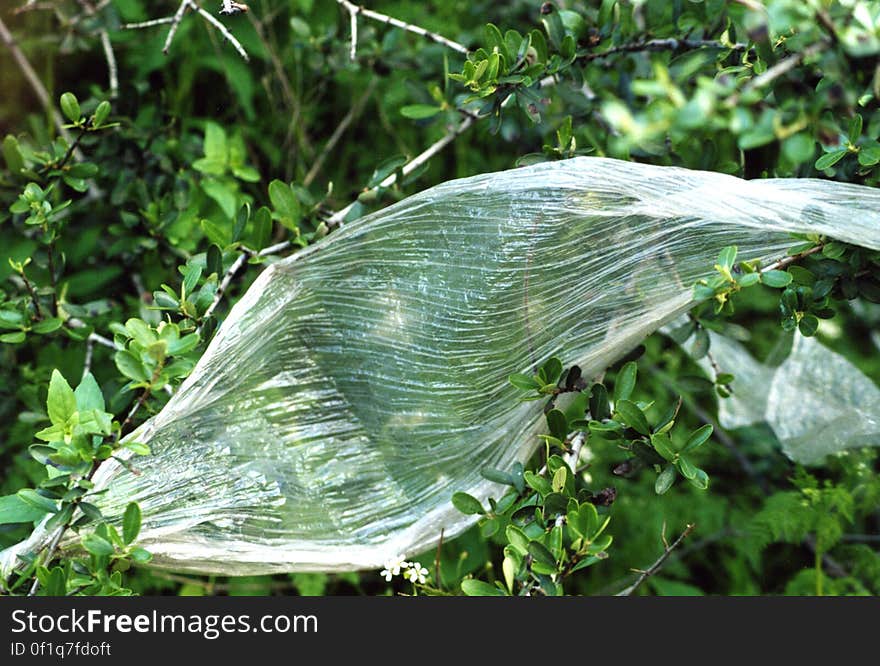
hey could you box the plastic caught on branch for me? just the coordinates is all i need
[695,332,880,464]
[2,157,880,576]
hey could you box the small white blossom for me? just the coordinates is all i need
[380,554,408,581]
[406,562,429,584]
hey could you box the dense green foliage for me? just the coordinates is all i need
[1,0,878,596]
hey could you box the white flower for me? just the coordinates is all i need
[380,554,408,581]
[406,562,429,584]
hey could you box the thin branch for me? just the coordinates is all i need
[98,30,118,98]
[122,16,174,29]
[337,1,469,57]
[192,3,249,62]
[347,2,358,60]
[725,41,827,107]
[304,78,378,186]
[82,335,95,380]
[326,112,476,227]
[582,37,748,63]
[0,16,81,157]
[199,250,251,327]
[760,243,824,272]
[162,0,190,55]
[616,523,695,596]
[124,0,249,61]
[537,39,746,88]
[76,0,118,98]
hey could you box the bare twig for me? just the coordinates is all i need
[616,523,695,596]
[347,2,358,60]
[582,37,748,62]
[537,38,746,88]
[98,30,118,98]
[76,0,118,98]
[193,3,249,61]
[725,42,827,107]
[199,250,251,327]
[0,17,81,157]
[304,78,378,186]
[122,16,174,29]
[326,112,476,227]
[337,0,469,57]
[125,0,249,61]
[162,0,191,54]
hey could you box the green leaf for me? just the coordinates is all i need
[123,441,151,456]
[615,399,650,436]
[682,424,713,453]
[689,467,709,490]
[47,369,77,426]
[79,502,103,523]
[16,489,58,514]
[613,362,637,403]
[451,491,484,515]
[761,270,793,288]
[123,502,142,545]
[655,464,677,495]
[650,432,676,461]
[505,525,530,554]
[848,114,863,143]
[268,180,300,231]
[74,372,105,412]
[130,547,152,563]
[677,455,698,480]
[250,206,272,250]
[202,121,228,163]
[461,579,506,596]
[798,313,819,336]
[589,383,611,420]
[717,246,737,270]
[3,134,25,174]
[539,357,563,385]
[691,327,710,359]
[82,533,115,557]
[44,566,67,596]
[481,467,513,485]
[201,181,237,221]
[858,143,880,166]
[1,331,26,344]
[527,541,557,568]
[92,100,111,127]
[232,204,250,244]
[0,494,52,524]
[124,318,155,347]
[32,317,63,334]
[523,470,552,496]
[114,350,149,383]
[60,92,81,123]
[545,408,568,441]
[509,373,539,390]
[400,105,442,119]
[814,150,847,170]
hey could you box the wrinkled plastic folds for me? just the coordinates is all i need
[698,333,880,464]
[3,157,880,576]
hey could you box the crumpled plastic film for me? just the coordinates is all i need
[698,333,880,464]
[3,157,880,576]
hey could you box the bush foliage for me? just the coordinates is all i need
[1,0,878,596]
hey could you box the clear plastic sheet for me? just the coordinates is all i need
[698,333,880,464]
[3,157,880,575]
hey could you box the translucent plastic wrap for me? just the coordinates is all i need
[3,157,880,576]
[698,333,880,464]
